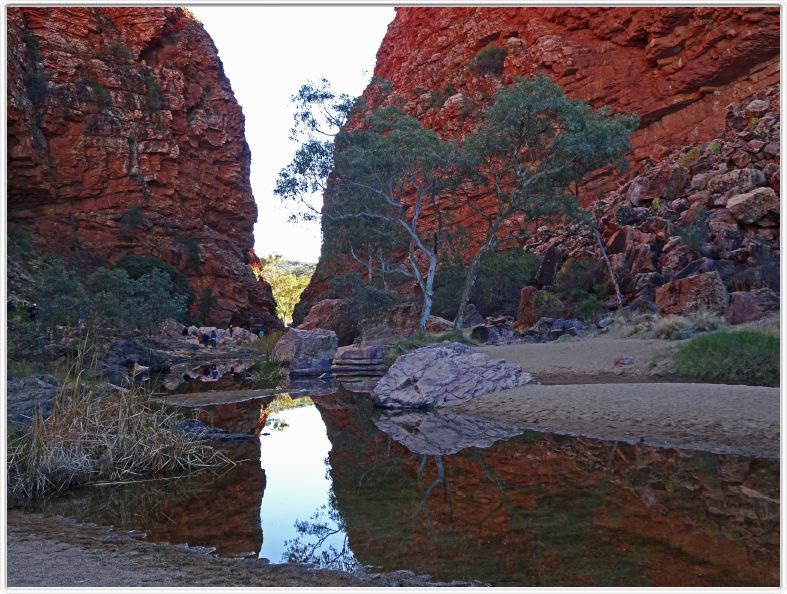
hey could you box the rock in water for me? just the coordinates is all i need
[271,328,338,377]
[372,342,537,409]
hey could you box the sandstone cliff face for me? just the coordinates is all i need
[7,7,279,330]
[300,7,779,316]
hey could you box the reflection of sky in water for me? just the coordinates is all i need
[258,403,357,569]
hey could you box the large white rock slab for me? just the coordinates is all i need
[372,341,537,409]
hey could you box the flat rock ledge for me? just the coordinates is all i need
[372,342,537,409]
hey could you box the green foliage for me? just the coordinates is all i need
[85,267,133,327]
[672,330,778,386]
[555,258,609,305]
[705,141,722,155]
[532,291,564,319]
[142,69,164,110]
[676,146,701,166]
[85,78,112,109]
[429,84,456,109]
[127,269,188,335]
[470,45,507,76]
[198,286,217,323]
[115,255,195,310]
[248,329,284,358]
[119,205,149,228]
[23,31,40,62]
[432,249,540,318]
[262,254,312,325]
[7,227,37,260]
[574,294,605,322]
[179,234,201,272]
[32,258,89,327]
[108,39,132,62]
[678,206,709,254]
[383,332,476,366]
[24,70,49,106]
[651,197,663,210]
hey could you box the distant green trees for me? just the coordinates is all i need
[262,254,312,326]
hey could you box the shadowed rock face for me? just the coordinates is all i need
[7,7,279,330]
[300,6,779,314]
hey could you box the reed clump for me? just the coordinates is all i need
[7,336,230,502]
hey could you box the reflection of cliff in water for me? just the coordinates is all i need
[315,392,779,587]
[34,441,265,557]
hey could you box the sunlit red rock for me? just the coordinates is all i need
[7,7,278,330]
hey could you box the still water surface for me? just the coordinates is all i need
[35,389,779,587]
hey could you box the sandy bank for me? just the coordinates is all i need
[452,382,780,458]
[477,336,681,383]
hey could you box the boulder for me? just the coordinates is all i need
[654,271,729,315]
[724,289,780,325]
[372,342,537,409]
[7,374,59,427]
[298,298,358,346]
[515,286,538,328]
[331,344,387,376]
[726,187,779,224]
[706,168,767,195]
[462,303,485,328]
[271,328,338,377]
[535,246,560,287]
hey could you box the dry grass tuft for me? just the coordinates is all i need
[7,336,230,502]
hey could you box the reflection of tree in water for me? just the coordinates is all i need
[281,489,360,572]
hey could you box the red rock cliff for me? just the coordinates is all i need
[300,7,779,317]
[7,7,279,330]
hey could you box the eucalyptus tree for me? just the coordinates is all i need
[452,76,638,331]
[275,79,458,334]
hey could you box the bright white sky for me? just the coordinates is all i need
[189,6,395,263]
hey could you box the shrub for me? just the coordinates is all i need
[705,141,722,155]
[119,205,149,228]
[676,146,701,166]
[470,45,507,76]
[532,290,564,318]
[108,39,132,62]
[671,330,778,386]
[7,341,230,501]
[7,227,37,260]
[116,255,195,310]
[678,206,709,254]
[249,329,284,358]
[33,257,89,327]
[574,294,605,322]
[432,249,540,319]
[555,257,609,305]
[24,70,49,106]
[383,332,475,366]
[142,69,164,110]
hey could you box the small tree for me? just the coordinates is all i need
[86,267,133,329]
[127,269,187,336]
[452,77,638,330]
[33,257,89,328]
[275,80,458,334]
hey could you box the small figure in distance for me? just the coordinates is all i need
[211,364,219,380]
[29,303,38,324]
[182,325,189,336]
[229,323,234,337]
[210,329,218,348]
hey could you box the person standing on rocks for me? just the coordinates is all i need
[210,329,218,348]
[29,303,38,324]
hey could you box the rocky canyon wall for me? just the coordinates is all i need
[7,7,279,330]
[300,7,779,317]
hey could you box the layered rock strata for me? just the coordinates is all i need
[7,7,278,329]
[300,7,779,317]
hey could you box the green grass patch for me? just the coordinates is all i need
[672,330,779,386]
[383,331,475,366]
